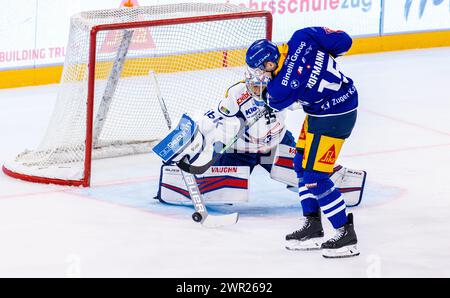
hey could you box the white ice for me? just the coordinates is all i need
[0,47,450,277]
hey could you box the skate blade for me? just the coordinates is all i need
[322,244,360,258]
[285,238,324,251]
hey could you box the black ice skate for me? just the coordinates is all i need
[321,213,360,258]
[285,214,324,251]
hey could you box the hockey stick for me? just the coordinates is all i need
[150,70,172,130]
[151,71,238,227]
[177,107,268,175]
[179,158,238,228]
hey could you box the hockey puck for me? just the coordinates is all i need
[192,212,203,222]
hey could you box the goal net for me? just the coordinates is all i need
[3,3,272,186]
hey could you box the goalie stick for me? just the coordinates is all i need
[177,107,268,175]
[179,159,239,228]
[151,71,238,227]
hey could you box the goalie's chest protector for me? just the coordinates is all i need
[225,84,287,153]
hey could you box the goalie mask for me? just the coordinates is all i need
[244,68,271,107]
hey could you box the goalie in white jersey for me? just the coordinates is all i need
[154,69,366,209]
[206,70,290,169]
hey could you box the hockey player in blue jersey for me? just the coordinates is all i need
[246,27,360,258]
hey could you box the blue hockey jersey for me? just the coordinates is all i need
[267,27,358,116]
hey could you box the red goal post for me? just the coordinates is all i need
[3,4,273,187]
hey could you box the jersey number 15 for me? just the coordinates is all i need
[317,55,349,93]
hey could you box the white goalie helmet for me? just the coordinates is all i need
[244,67,271,107]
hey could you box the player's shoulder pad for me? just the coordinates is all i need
[267,78,290,99]
[218,81,251,117]
[290,27,311,41]
[266,80,296,112]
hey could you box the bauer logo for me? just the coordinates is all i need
[185,175,205,213]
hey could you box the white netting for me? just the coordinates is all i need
[4,3,269,184]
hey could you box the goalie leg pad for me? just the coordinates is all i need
[158,165,250,204]
[270,131,298,187]
[212,149,260,172]
[330,166,367,207]
[271,154,366,208]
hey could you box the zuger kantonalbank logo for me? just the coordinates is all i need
[404,0,449,20]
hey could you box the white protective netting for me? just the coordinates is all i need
[4,3,270,184]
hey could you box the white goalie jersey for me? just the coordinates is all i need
[198,81,288,153]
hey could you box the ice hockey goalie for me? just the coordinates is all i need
[153,68,367,208]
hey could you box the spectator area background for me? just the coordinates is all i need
[0,0,449,87]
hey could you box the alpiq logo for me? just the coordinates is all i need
[404,0,449,20]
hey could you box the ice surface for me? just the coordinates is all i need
[0,47,449,277]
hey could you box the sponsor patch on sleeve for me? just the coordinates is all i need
[220,105,231,115]
[236,91,251,106]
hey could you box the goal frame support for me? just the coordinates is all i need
[4,10,273,187]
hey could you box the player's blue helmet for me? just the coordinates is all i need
[246,39,280,70]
